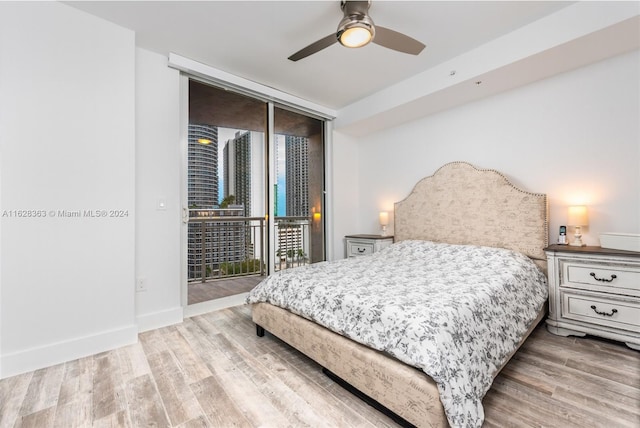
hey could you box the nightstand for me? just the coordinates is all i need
[344,234,394,258]
[545,245,640,350]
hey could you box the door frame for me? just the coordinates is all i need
[179,74,334,317]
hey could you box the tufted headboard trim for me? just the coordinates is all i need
[394,162,548,264]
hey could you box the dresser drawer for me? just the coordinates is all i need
[347,241,375,257]
[561,291,640,333]
[562,261,640,296]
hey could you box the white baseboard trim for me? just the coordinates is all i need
[0,324,138,379]
[136,306,184,333]
[183,293,248,318]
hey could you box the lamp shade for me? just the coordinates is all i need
[379,211,389,226]
[568,205,588,226]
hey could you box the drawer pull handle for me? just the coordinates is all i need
[590,305,618,317]
[590,272,617,283]
[357,248,366,253]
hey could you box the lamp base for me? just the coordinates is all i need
[569,226,586,246]
[570,234,586,247]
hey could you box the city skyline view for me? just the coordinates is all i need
[187,122,313,282]
[195,125,302,217]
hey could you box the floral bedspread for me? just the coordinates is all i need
[246,240,548,427]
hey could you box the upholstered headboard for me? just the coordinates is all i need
[394,162,548,264]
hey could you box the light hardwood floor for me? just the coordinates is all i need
[1,305,638,427]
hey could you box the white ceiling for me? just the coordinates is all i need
[66,1,575,110]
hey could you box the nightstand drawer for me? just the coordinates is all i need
[344,235,394,258]
[561,292,640,333]
[347,241,375,257]
[562,262,640,296]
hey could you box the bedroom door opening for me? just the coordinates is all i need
[184,79,325,308]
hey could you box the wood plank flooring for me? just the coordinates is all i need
[1,305,638,427]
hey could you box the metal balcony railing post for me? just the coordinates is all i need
[260,218,265,276]
[189,212,286,281]
[200,219,206,283]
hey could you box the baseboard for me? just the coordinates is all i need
[0,324,138,379]
[183,293,248,318]
[136,306,183,333]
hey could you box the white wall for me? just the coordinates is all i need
[0,2,137,378]
[346,50,640,248]
[329,131,360,259]
[135,48,183,331]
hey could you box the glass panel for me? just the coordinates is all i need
[187,80,267,304]
[273,107,324,271]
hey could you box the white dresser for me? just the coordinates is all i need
[344,234,394,258]
[545,245,640,350]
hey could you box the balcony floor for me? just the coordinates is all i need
[188,275,265,305]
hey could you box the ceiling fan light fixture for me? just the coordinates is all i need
[339,25,373,48]
[337,14,375,48]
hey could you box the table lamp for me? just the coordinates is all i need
[379,211,389,236]
[568,205,588,247]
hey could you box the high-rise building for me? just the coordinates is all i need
[285,135,309,217]
[274,134,286,216]
[218,130,266,273]
[188,124,218,208]
[223,131,250,216]
[223,130,264,217]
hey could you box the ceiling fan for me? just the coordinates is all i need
[288,0,426,62]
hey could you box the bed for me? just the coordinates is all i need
[247,161,549,427]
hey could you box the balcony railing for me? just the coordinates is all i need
[187,211,310,283]
[274,216,310,272]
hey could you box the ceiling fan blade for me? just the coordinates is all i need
[373,26,425,55]
[288,33,337,61]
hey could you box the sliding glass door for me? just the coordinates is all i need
[273,107,324,270]
[185,79,325,307]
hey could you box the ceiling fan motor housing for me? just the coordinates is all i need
[337,0,375,47]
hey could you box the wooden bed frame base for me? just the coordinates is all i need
[252,302,546,428]
[259,323,413,424]
[322,367,416,428]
